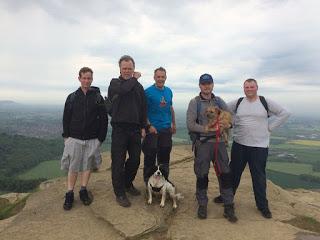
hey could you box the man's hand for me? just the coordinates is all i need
[141,128,146,138]
[133,71,141,79]
[64,137,68,144]
[149,125,157,134]
[171,123,176,134]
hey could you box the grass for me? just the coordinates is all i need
[267,162,313,176]
[0,196,28,220]
[287,140,320,147]
[271,145,320,164]
[266,169,320,189]
[283,215,320,234]
[18,160,66,180]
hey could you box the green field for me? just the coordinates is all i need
[18,160,66,180]
[267,162,313,175]
[267,169,320,189]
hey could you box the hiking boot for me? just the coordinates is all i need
[197,205,207,219]
[260,208,272,219]
[213,195,223,204]
[79,189,93,206]
[223,204,238,223]
[63,191,74,210]
[116,195,131,208]
[125,185,141,196]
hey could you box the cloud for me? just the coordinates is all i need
[0,0,319,116]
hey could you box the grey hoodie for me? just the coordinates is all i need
[186,93,228,139]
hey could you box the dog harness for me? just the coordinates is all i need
[150,184,164,192]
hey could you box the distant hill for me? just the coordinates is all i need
[0,100,17,104]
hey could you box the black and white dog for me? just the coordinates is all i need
[146,165,183,209]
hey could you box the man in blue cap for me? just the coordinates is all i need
[186,73,237,222]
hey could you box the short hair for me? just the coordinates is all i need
[154,67,166,75]
[244,78,258,86]
[118,55,135,68]
[79,67,93,77]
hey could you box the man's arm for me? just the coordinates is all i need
[227,99,238,114]
[170,106,176,134]
[139,84,148,137]
[62,95,72,139]
[108,77,137,97]
[186,98,206,133]
[98,95,108,143]
[266,98,290,132]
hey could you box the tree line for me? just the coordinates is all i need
[0,133,63,192]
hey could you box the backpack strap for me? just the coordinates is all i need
[214,96,223,109]
[235,96,269,117]
[235,97,244,113]
[259,96,269,117]
[195,96,201,124]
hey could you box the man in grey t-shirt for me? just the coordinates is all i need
[216,78,290,219]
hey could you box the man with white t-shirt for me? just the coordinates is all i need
[214,78,290,219]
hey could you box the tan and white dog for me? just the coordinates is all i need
[205,106,232,144]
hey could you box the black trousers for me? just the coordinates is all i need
[142,128,172,184]
[111,125,141,197]
[230,141,269,210]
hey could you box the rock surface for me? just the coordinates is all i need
[1,145,320,240]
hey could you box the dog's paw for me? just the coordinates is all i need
[160,202,165,208]
[147,199,152,205]
[173,203,177,209]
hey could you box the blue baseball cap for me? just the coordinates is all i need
[199,73,213,84]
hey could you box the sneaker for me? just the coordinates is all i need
[125,185,141,196]
[213,195,223,204]
[116,195,131,208]
[63,191,74,210]
[260,208,272,219]
[223,204,238,223]
[79,189,93,206]
[197,205,207,219]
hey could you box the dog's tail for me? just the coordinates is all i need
[174,193,184,201]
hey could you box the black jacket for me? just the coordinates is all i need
[62,87,108,142]
[108,77,147,129]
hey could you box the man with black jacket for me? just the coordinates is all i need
[108,55,147,207]
[61,67,108,210]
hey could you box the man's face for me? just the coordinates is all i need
[199,83,213,95]
[244,81,258,98]
[78,71,93,89]
[120,60,134,80]
[154,70,166,88]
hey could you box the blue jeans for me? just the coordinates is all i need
[230,141,269,210]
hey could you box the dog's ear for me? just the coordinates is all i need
[146,165,157,179]
[159,165,169,179]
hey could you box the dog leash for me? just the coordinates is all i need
[213,118,221,176]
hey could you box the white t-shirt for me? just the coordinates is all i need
[228,97,290,148]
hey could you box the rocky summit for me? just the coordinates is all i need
[1,145,320,240]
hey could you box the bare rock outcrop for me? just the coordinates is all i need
[1,145,320,240]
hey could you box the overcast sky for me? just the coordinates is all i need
[0,0,319,116]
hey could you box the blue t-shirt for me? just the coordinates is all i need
[145,84,173,131]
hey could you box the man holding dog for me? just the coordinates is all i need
[61,67,108,210]
[186,73,237,222]
[223,78,290,218]
[143,67,176,184]
[108,55,147,207]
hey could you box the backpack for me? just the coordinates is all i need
[235,96,269,117]
[188,95,224,144]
